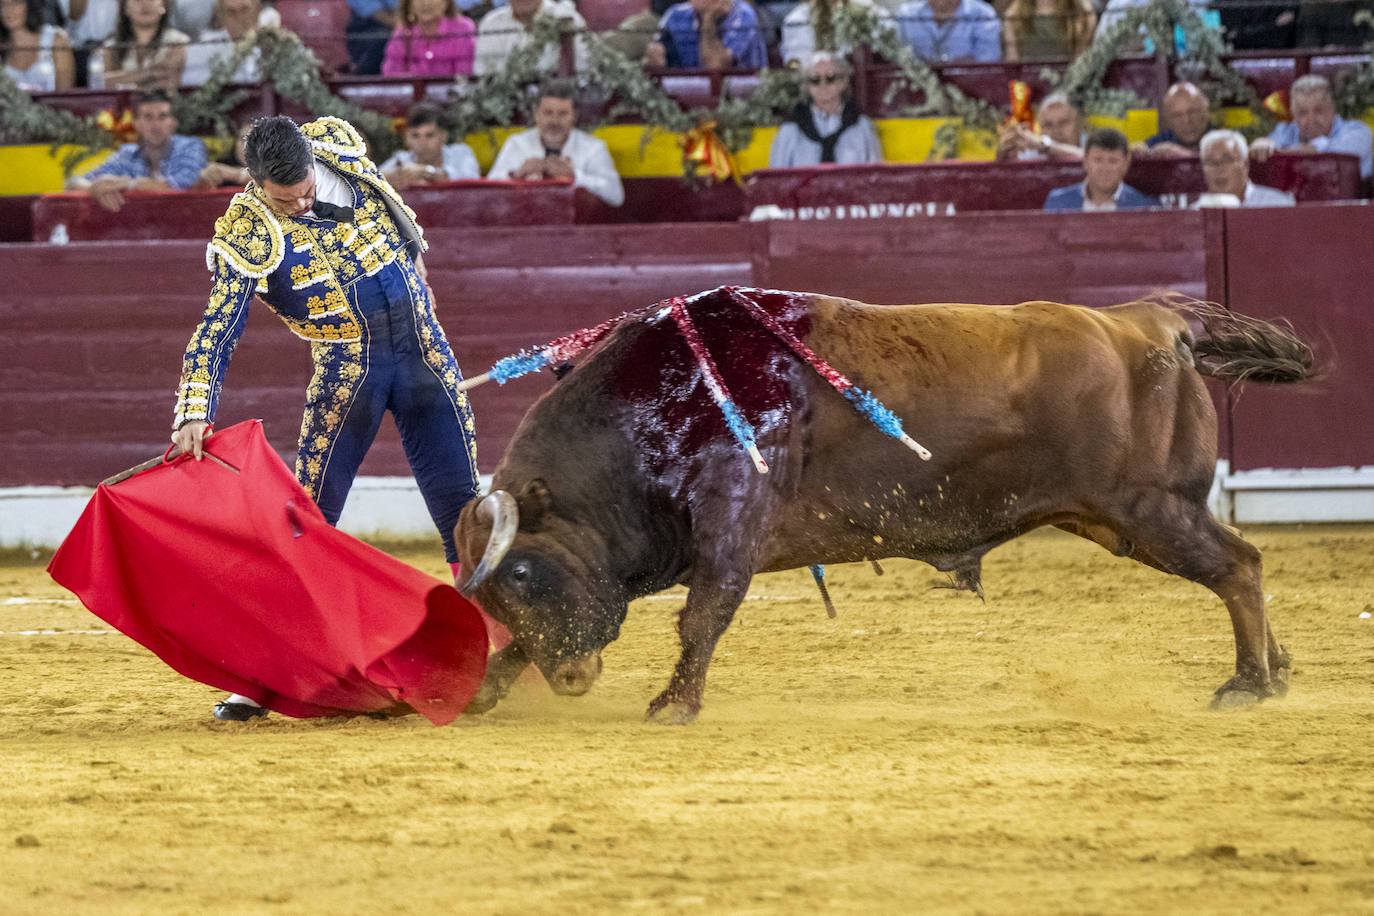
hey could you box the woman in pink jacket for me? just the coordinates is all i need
[381,0,475,76]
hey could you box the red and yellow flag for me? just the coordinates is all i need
[96,108,137,144]
[683,121,740,186]
[1005,80,1036,130]
[1262,90,1291,122]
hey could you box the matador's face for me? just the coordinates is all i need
[258,172,318,219]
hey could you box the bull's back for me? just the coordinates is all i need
[803,296,1200,440]
[804,296,1192,398]
[760,295,1213,567]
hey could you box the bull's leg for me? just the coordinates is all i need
[1100,497,1289,707]
[463,642,530,715]
[645,570,751,726]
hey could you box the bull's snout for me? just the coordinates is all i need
[548,653,603,696]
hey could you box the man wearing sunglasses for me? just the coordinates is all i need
[769,52,882,167]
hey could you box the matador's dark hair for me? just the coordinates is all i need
[243,116,313,186]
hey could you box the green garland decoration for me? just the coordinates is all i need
[831,4,1001,159]
[0,70,112,169]
[173,28,400,159]
[1049,0,1266,136]
[1333,13,1374,121]
[433,15,805,175]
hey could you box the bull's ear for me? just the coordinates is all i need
[517,479,553,530]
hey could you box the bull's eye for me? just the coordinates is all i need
[510,561,530,584]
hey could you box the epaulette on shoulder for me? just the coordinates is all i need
[301,116,368,159]
[205,192,285,278]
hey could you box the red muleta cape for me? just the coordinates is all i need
[47,419,488,725]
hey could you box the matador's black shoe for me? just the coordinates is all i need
[212,701,269,721]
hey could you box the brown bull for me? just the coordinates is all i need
[455,288,1315,724]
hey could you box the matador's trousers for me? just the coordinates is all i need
[295,255,478,562]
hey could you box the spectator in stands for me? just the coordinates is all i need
[769,52,882,167]
[346,0,397,73]
[181,0,277,85]
[1296,0,1373,48]
[779,0,894,67]
[1095,0,1210,50]
[487,78,624,205]
[101,0,188,88]
[1138,81,1215,156]
[1218,0,1296,50]
[1251,74,1373,179]
[602,0,674,62]
[171,0,220,38]
[1195,129,1295,207]
[192,112,257,187]
[58,0,119,57]
[382,0,475,75]
[1001,0,1094,60]
[2,0,76,89]
[643,0,768,70]
[996,89,1084,160]
[66,90,207,210]
[473,0,587,74]
[380,103,481,187]
[1044,127,1157,211]
[897,0,1000,63]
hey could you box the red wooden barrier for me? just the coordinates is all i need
[0,195,36,242]
[32,189,237,242]
[27,180,743,242]
[3,207,1370,488]
[30,181,582,242]
[1221,204,1374,472]
[745,152,1363,216]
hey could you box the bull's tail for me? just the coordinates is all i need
[1187,301,1317,384]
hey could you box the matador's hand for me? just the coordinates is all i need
[172,421,211,460]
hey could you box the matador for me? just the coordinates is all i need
[171,116,479,718]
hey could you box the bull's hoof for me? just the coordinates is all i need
[1210,668,1283,710]
[645,694,699,725]
[1270,646,1293,698]
[463,682,504,716]
[1210,688,1262,710]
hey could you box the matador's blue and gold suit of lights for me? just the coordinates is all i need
[173,117,477,561]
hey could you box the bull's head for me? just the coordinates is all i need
[456,480,629,698]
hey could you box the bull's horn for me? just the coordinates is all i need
[459,490,519,596]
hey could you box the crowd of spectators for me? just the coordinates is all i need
[7,0,1372,91]
[12,0,1372,212]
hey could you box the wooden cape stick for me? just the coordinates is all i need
[101,446,241,487]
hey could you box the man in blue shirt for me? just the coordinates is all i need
[345,0,399,74]
[896,0,1001,63]
[1044,128,1159,211]
[643,0,767,69]
[67,91,207,213]
[1252,74,1373,180]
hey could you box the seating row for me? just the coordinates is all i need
[19,152,1362,244]
[29,48,1372,123]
